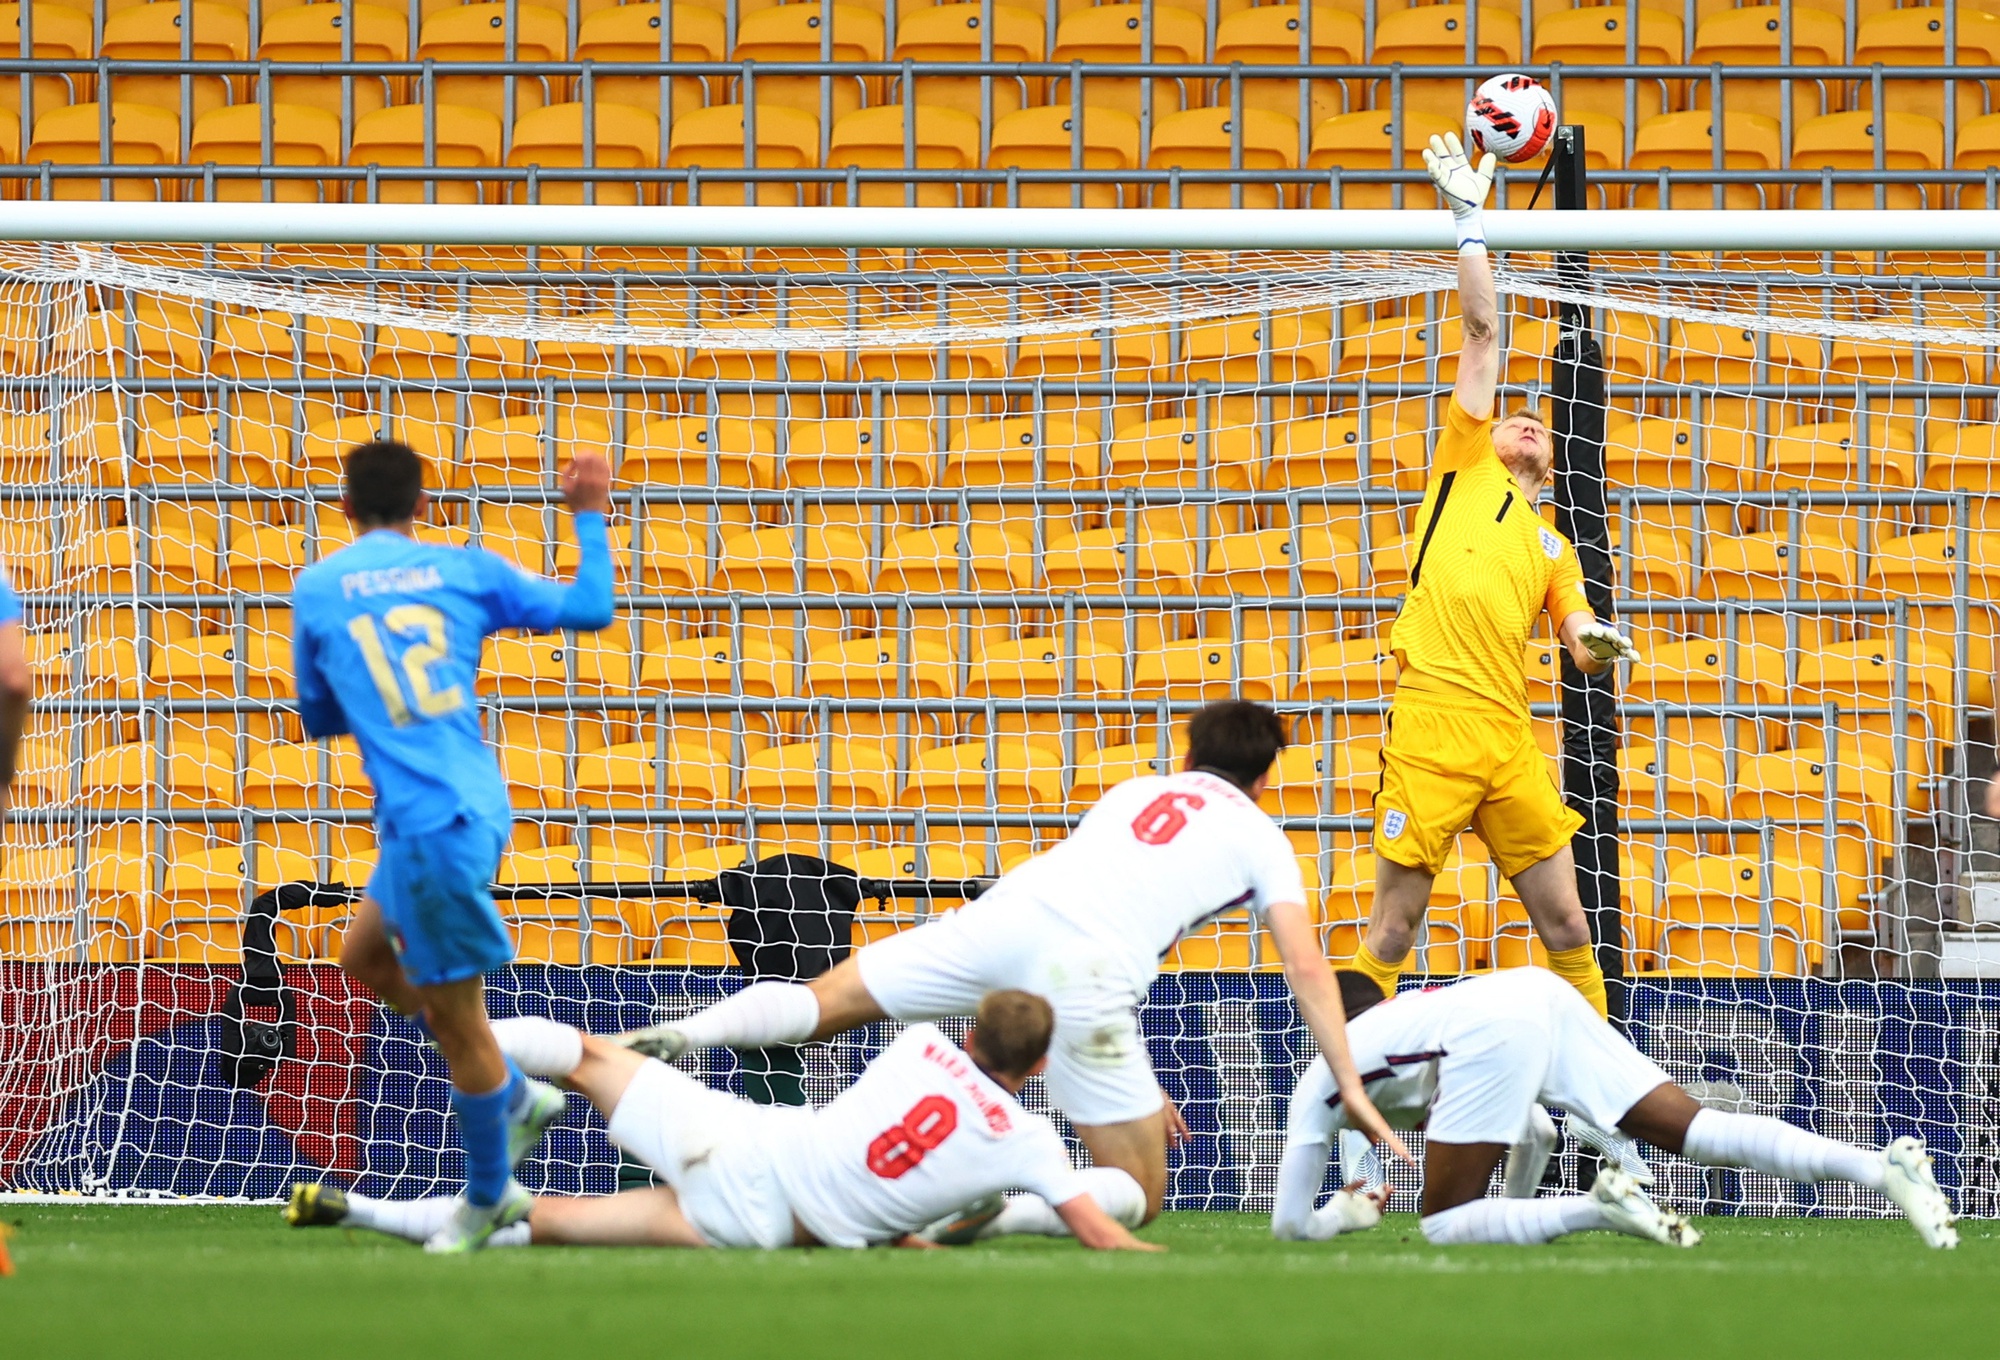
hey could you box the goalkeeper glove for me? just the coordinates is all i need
[1423,132,1496,251]
[1575,620,1641,665]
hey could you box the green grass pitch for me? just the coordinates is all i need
[0,1205,1994,1359]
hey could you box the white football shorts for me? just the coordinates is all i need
[605,1058,799,1249]
[1428,969,1670,1146]
[855,894,1166,1127]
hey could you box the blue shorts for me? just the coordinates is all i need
[368,812,513,988]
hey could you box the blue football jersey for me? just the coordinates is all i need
[291,514,614,837]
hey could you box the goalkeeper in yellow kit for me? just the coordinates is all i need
[1348,135,1641,1020]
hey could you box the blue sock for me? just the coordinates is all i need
[451,1063,526,1209]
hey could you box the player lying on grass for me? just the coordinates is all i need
[609,699,1410,1237]
[290,440,616,1252]
[1348,133,1642,1021]
[286,990,1157,1253]
[1275,967,1959,1249]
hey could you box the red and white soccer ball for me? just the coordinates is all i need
[1465,73,1559,163]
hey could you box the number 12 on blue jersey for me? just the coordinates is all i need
[346,604,466,727]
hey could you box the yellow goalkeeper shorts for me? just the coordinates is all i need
[1372,682,1583,879]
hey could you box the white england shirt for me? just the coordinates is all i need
[994,771,1307,984]
[768,1023,1088,1248]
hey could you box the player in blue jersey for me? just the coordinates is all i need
[292,439,616,1252]
[0,567,31,812]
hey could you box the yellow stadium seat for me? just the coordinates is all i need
[205,309,363,435]
[1006,326,1161,433]
[683,307,848,420]
[241,739,375,870]
[1104,416,1260,540]
[962,634,1126,759]
[1133,637,1287,707]
[1605,416,1742,542]
[900,737,1064,869]
[1337,312,1464,386]
[1619,742,1727,876]
[25,633,139,754]
[986,105,1142,209]
[27,102,179,201]
[65,523,211,644]
[1044,527,1199,656]
[1791,111,1943,212]
[668,102,816,205]
[1531,5,1681,127]
[1323,846,1481,973]
[1266,411,1426,543]
[1069,737,1184,809]
[416,3,567,120]
[100,3,247,123]
[1050,4,1206,120]
[1629,111,1785,210]
[742,736,896,860]
[185,102,340,205]
[1145,107,1298,210]
[456,410,615,491]
[1729,746,1892,934]
[1923,423,2000,531]
[621,414,776,539]
[360,326,523,440]
[149,633,294,753]
[1793,640,1952,796]
[894,2,1045,121]
[875,523,1029,660]
[1507,309,1657,384]
[1305,110,1457,209]
[151,845,327,962]
[826,104,981,207]
[481,631,632,753]
[574,2,726,126]
[506,102,661,207]
[710,523,869,653]
[1367,5,1522,120]
[1623,638,1788,764]
[1264,738,1378,861]
[620,844,750,965]
[634,633,797,755]
[783,417,932,537]
[1709,418,1918,540]
[1657,854,1823,975]
[346,104,503,206]
[78,739,235,865]
[1210,6,1362,129]
[1867,529,1999,708]
[732,2,885,122]
[846,843,984,944]
[1853,7,2000,128]
[257,3,408,118]
[0,4,89,142]
[1953,111,2000,205]
[0,847,144,962]
[1169,852,1323,971]
[1699,530,1856,654]
[1291,637,1397,747]
[1688,6,1843,126]
[803,636,956,753]
[498,844,655,964]
[942,415,1102,540]
[574,734,738,868]
[1205,527,1355,649]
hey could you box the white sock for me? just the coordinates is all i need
[343,1193,461,1243]
[1682,1109,1885,1191]
[490,1017,584,1078]
[1272,1142,1331,1241]
[489,1222,532,1248]
[674,982,821,1050]
[1421,1196,1608,1245]
[983,1168,1148,1238]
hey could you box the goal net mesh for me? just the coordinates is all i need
[0,238,1994,1217]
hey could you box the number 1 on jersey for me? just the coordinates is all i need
[1131,791,1206,845]
[346,605,466,727]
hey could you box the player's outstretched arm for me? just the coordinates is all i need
[1558,609,1640,676]
[1055,1193,1165,1251]
[1264,900,1415,1168]
[1425,132,1499,421]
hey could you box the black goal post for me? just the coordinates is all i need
[1546,123,1629,1026]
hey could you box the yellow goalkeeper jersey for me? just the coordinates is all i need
[1386,399,1593,719]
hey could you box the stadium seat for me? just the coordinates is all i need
[1618,742,1728,875]
[1366,6,1522,120]
[1337,313,1464,386]
[893,2,1044,121]
[25,634,140,755]
[186,103,342,204]
[1867,529,1998,707]
[1006,327,1162,433]
[1922,423,2000,531]
[346,104,504,206]
[99,2,248,124]
[505,102,661,207]
[1623,638,1788,764]
[1132,637,1287,706]
[78,739,235,865]
[149,632,294,753]
[1531,5,1682,127]
[941,415,1101,540]
[1323,846,1480,973]
[360,327,523,440]
[206,309,364,435]
[0,847,144,962]
[1729,746,1893,933]
[731,3,885,123]
[256,3,408,119]
[1688,6,1844,126]
[1953,111,2000,206]
[1699,530,1857,654]
[986,105,1142,209]
[633,634,797,755]
[900,737,1064,868]
[1068,738,1183,810]
[962,634,1126,759]
[1043,527,1201,655]
[845,843,984,944]
[1265,411,1425,545]
[1204,527,1355,649]
[1793,639,1953,794]
[803,636,956,753]
[27,102,179,200]
[1291,637,1397,747]
[1104,416,1260,539]
[1264,738,1378,861]
[1657,853,1823,975]
[1050,4,1207,120]
[1853,7,2000,128]
[825,104,982,207]
[782,416,933,537]
[1629,110,1785,210]
[65,523,212,645]
[458,411,616,494]
[1169,851,1323,971]
[742,736,896,859]
[574,2,726,128]
[1507,308,1657,384]
[621,414,777,539]
[574,734,738,868]
[1791,111,1944,211]
[0,3,89,143]
[1305,110,1457,209]
[481,631,632,754]
[710,523,870,653]
[1210,5,1364,129]
[1708,419,1919,539]
[683,306,849,419]
[876,523,1030,660]
[148,845,328,962]
[619,843,750,965]
[1145,107,1299,210]
[415,3,568,120]
[240,739,375,869]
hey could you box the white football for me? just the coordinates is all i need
[1465,73,1559,164]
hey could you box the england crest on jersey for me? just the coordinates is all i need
[1539,527,1562,560]
[1381,809,1407,840]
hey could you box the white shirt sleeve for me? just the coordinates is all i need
[1008,1118,1089,1207]
[1247,819,1308,915]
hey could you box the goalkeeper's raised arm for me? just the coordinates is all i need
[1338,135,1636,1023]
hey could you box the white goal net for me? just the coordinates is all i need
[0,226,1994,1217]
